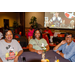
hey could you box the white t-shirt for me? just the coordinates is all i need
[50,16,62,23]
[0,32,3,39]
[0,39,22,62]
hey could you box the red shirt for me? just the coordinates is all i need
[44,29,53,36]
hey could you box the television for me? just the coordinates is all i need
[44,12,75,29]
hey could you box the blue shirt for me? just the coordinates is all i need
[54,41,75,62]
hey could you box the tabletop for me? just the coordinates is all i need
[18,50,70,62]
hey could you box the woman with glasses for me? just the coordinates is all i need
[53,33,75,62]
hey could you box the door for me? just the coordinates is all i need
[4,19,9,29]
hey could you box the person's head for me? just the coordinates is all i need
[30,25,33,30]
[46,27,49,30]
[3,29,14,42]
[33,28,42,39]
[55,12,59,17]
[65,33,74,44]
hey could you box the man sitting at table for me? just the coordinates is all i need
[53,33,75,62]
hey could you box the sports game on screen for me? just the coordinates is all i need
[44,12,75,29]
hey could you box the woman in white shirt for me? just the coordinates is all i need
[0,29,23,62]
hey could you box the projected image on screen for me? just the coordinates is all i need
[44,12,75,29]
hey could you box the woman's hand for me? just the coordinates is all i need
[60,40,66,45]
[36,50,43,54]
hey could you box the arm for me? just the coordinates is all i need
[43,39,49,51]
[14,50,23,62]
[0,58,3,62]
[29,44,43,54]
[60,52,64,57]
[29,44,37,52]
[53,43,62,51]
[14,40,23,62]
[63,46,75,59]
[17,50,23,57]
[45,45,50,51]
[58,46,75,59]
[53,40,66,51]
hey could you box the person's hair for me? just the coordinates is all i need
[31,25,34,29]
[47,27,49,29]
[33,28,42,39]
[65,33,74,38]
[3,29,14,39]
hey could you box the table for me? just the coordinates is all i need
[18,50,70,62]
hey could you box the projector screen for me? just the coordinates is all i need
[44,12,75,29]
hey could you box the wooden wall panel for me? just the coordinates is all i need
[20,12,25,36]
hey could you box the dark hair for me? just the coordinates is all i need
[65,33,74,38]
[31,25,34,28]
[33,28,42,39]
[47,27,49,29]
[3,29,14,39]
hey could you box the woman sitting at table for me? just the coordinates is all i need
[0,29,23,62]
[53,33,75,62]
[29,28,50,54]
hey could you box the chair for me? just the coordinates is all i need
[73,39,75,42]
[19,31,22,36]
[49,43,56,46]
[22,46,29,49]
[57,34,65,37]
[25,32,28,39]
[22,46,29,52]
[15,29,18,34]
[15,35,19,38]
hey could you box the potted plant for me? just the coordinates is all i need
[29,16,38,28]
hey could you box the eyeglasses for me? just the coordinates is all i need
[66,37,72,38]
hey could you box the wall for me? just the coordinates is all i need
[50,28,75,36]
[0,12,20,28]
[25,12,75,36]
[25,12,44,28]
